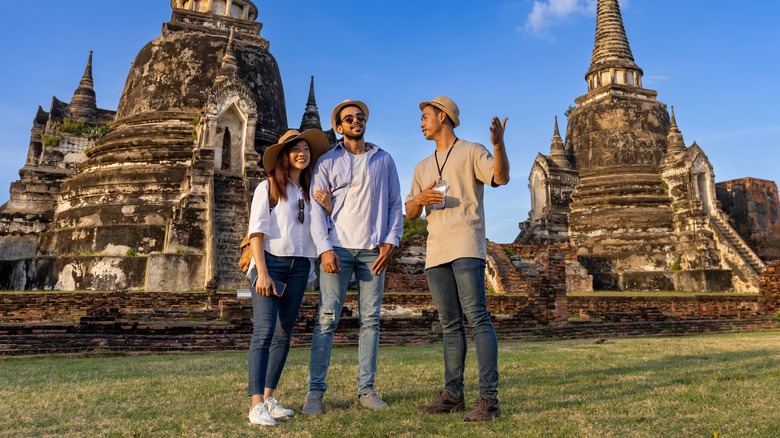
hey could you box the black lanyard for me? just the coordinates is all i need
[434,138,458,181]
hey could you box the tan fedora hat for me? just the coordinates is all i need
[263,129,329,174]
[330,99,369,130]
[419,96,460,127]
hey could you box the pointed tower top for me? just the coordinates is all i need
[583,0,647,94]
[68,51,97,120]
[300,76,323,131]
[550,116,570,168]
[665,105,686,156]
[216,28,239,81]
[306,76,317,106]
[590,0,637,69]
[83,50,94,79]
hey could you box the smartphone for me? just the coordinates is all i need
[430,180,447,210]
[250,276,287,297]
[272,280,287,297]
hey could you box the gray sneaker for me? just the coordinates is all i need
[301,390,324,415]
[358,389,388,410]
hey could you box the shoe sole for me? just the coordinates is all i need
[417,405,466,414]
[248,418,277,426]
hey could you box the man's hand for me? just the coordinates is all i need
[489,116,508,147]
[321,249,341,273]
[415,181,445,207]
[371,243,396,274]
[490,116,510,186]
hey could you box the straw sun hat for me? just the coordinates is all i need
[330,99,369,130]
[263,129,329,174]
[419,96,460,127]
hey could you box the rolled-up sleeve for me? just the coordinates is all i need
[310,158,333,255]
[385,157,404,247]
[248,180,271,239]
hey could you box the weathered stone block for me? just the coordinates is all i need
[0,235,38,260]
[145,253,205,292]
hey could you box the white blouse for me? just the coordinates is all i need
[246,179,317,276]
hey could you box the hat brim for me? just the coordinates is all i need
[263,129,330,174]
[330,100,369,130]
[419,101,460,127]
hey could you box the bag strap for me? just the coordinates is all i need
[268,178,278,210]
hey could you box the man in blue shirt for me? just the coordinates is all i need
[303,99,404,414]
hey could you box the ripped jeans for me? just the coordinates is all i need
[307,247,384,395]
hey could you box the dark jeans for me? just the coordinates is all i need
[425,257,498,399]
[247,252,310,396]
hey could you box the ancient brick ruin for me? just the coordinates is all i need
[717,178,780,262]
[516,0,776,293]
[0,1,334,292]
[3,256,778,356]
[0,0,777,302]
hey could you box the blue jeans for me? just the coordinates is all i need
[308,247,385,395]
[425,257,498,399]
[247,252,310,396]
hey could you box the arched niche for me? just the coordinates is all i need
[213,103,247,175]
[529,167,549,223]
[693,158,716,214]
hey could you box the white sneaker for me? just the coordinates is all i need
[266,397,294,419]
[248,402,277,426]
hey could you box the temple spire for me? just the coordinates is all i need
[68,51,97,120]
[216,28,239,81]
[550,116,570,168]
[665,106,686,156]
[584,0,644,92]
[299,76,323,131]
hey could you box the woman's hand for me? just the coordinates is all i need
[254,271,276,296]
[314,185,333,215]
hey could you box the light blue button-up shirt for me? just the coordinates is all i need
[310,141,404,255]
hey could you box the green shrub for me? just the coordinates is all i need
[41,134,61,148]
[402,216,428,241]
[671,254,682,271]
[126,249,137,257]
[93,124,111,138]
[57,117,90,135]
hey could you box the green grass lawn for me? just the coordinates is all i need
[2,332,780,437]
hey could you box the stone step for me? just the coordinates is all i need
[710,216,765,273]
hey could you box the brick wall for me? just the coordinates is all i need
[0,292,212,323]
[759,261,780,313]
[569,295,760,321]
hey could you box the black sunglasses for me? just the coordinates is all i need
[340,114,366,124]
[297,198,305,224]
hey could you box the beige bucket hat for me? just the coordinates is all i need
[330,99,369,130]
[419,96,460,127]
[263,129,329,174]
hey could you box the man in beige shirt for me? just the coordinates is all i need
[405,96,509,422]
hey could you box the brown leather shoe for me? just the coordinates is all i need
[416,390,465,414]
[463,395,501,421]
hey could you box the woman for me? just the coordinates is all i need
[246,129,329,426]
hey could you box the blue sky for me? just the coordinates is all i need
[1,1,778,244]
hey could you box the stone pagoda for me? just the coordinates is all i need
[516,0,767,292]
[0,0,325,291]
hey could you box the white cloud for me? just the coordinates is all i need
[523,0,595,36]
[522,0,630,39]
